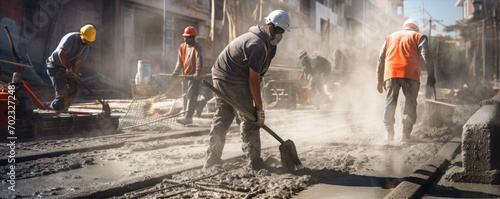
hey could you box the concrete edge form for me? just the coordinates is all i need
[384,137,461,199]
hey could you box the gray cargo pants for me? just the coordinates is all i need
[383,78,420,130]
[205,79,261,166]
[182,78,200,119]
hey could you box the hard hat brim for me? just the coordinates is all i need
[83,35,95,42]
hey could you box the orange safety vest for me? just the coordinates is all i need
[181,42,205,79]
[384,30,423,81]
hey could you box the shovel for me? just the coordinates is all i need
[74,77,111,117]
[424,86,456,127]
[202,80,302,172]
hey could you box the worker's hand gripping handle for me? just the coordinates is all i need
[253,110,265,127]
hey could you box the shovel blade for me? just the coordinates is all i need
[279,139,303,172]
[424,99,455,127]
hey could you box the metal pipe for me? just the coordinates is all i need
[0,59,33,68]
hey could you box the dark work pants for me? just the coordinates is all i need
[309,77,328,108]
[383,78,420,129]
[205,79,261,166]
[47,65,80,111]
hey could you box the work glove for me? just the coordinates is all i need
[193,73,199,79]
[377,82,385,94]
[252,110,265,127]
[427,75,436,88]
[66,71,77,80]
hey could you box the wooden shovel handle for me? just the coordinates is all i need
[433,86,437,101]
[158,73,212,78]
[202,80,285,144]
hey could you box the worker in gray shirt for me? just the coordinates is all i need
[46,24,95,111]
[298,50,332,109]
[204,10,290,170]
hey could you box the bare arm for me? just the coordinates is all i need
[58,49,71,70]
[73,58,82,73]
[249,67,263,111]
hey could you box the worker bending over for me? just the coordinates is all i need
[204,10,291,170]
[298,50,332,109]
[46,24,96,111]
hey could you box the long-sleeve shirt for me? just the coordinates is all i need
[376,28,434,83]
[173,40,203,76]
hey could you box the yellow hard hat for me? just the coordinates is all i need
[80,24,96,42]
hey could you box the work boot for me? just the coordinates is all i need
[176,117,192,125]
[248,158,265,170]
[203,158,222,171]
[385,125,394,142]
[194,103,204,118]
[400,126,413,142]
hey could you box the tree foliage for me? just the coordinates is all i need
[444,19,476,39]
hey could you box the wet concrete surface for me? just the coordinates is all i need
[296,145,423,199]
[0,100,486,198]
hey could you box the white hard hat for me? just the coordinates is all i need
[403,19,419,32]
[265,10,291,32]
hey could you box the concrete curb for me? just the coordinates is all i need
[384,137,461,199]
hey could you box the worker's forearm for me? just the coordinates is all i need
[73,59,82,73]
[376,44,387,83]
[58,50,70,70]
[249,68,263,111]
[376,61,385,83]
[421,44,435,77]
[196,56,203,75]
[173,58,183,74]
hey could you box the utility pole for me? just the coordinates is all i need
[422,0,425,32]
[362,0,366,49]
[162,0,166,73]
[428,17,432,43]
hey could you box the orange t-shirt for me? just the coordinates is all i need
[384,30,423,81]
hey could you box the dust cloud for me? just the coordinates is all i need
[269,23,397,146]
